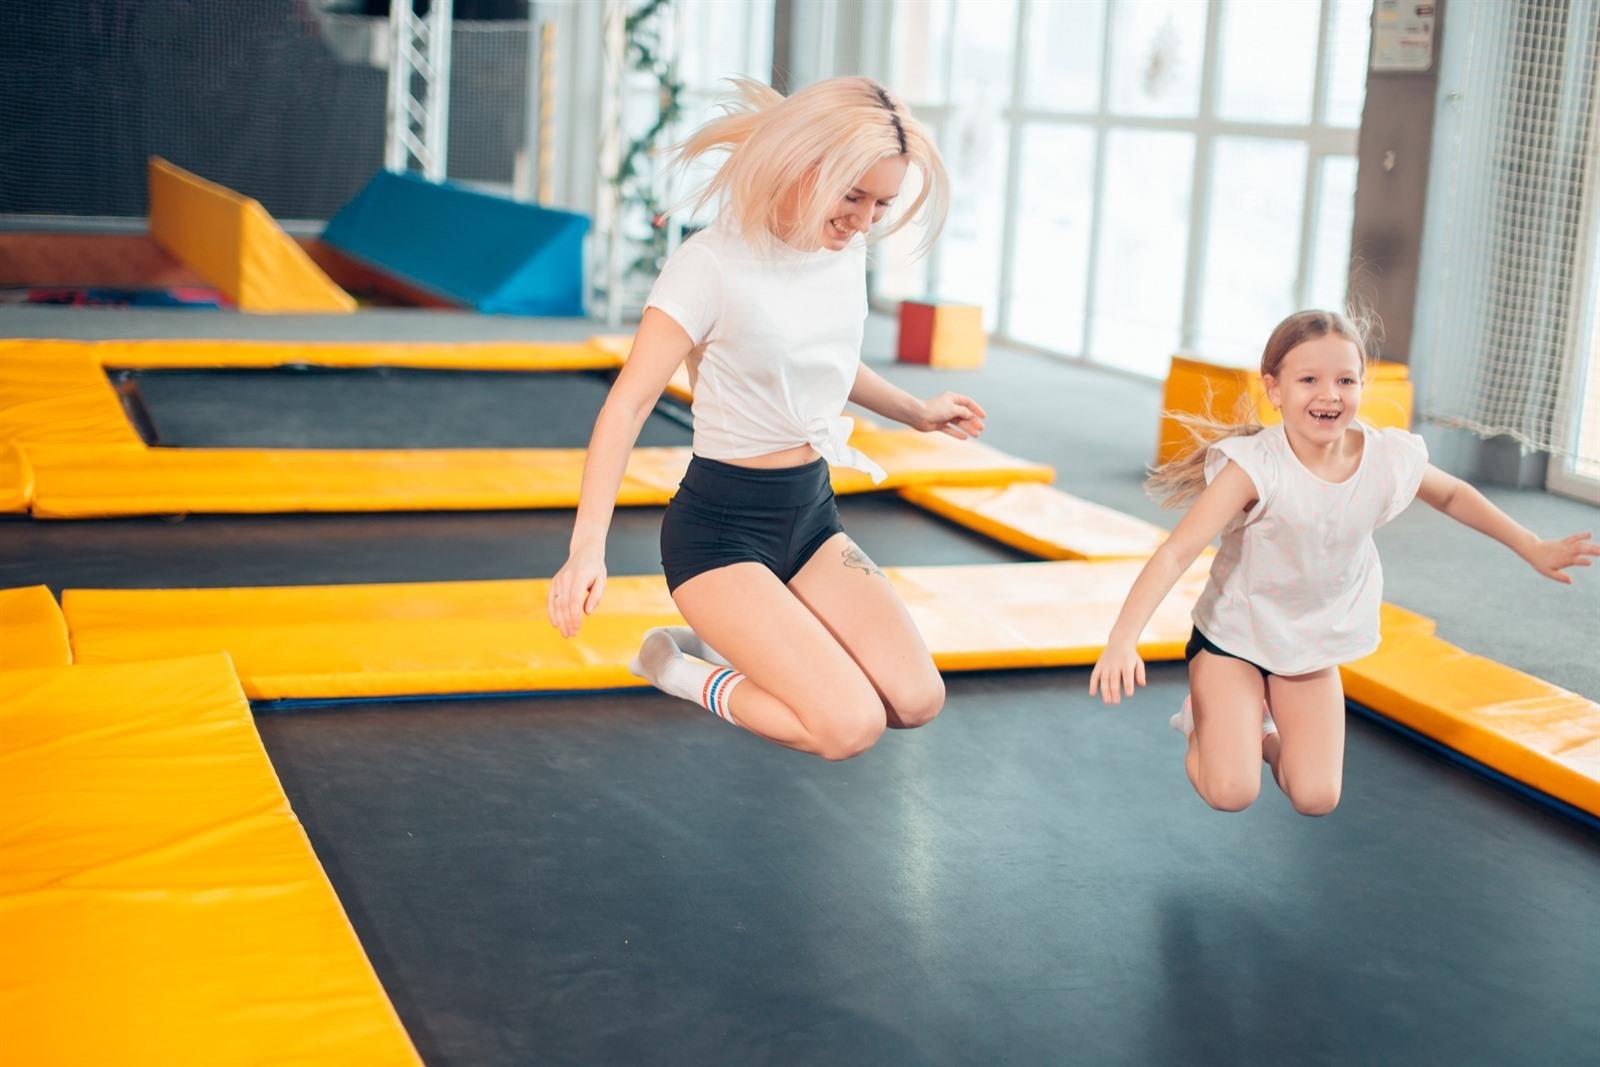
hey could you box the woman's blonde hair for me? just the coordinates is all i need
[673,76,949,256]
[1146,308,1374,508]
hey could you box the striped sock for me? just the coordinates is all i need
[629,629,744,722]
[699,666,745,722]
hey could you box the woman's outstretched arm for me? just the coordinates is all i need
[548,309,695,636]
[849,363,986,439]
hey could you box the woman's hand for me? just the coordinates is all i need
[1520,531,1598,584]
[547,543,607,638]
[913,392,987,439]
[1089,641,1146,705]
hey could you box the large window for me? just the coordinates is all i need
[670,0,775,228]
[875,0,1372,377]
[1547,101,1600,506]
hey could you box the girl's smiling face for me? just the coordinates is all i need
[1263,334,1365,446]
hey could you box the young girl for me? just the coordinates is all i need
[1090,309,1597,814]
[548,77,984,760]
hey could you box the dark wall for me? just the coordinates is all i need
[1348,1,1444,363]
[0,1,525,220]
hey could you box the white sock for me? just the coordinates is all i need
[658,625,730,667]
[629,629,744,721]
[1170,694,1195,737]
[1171,695,1276,737]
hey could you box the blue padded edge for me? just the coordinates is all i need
[322,170,589,316]
[253,685,643,713]
[1346,700,1600,833]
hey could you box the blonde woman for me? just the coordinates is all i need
[547,77,982,760]
[1090,309,1597,815]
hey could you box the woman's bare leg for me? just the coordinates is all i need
[669,562,888,760]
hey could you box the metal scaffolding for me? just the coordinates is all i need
[386,0,455,180]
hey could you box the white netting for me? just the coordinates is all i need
[0,1,530,220]
[1422,0,1600,458]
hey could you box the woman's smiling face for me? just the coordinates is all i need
[819,155,906,250]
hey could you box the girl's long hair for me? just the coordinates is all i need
[1146,309,1374,508]
[673,76,949,257]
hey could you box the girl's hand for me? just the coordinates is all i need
[547,545,607,638]
[1089,642,1146,705]
[914,392,987,439]
[1521,531,1599,584]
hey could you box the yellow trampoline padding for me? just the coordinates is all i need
[148,156,357,313]
[1342,632,1600,817]
[900,483,1169,560]
[78,336,622,372]
[835,429,1054,492]
[63,562,1206,701]
[0,655,421,1065]
[0,442,33,513]
[25,431,1048,518]
[0,341,140,447]
[0,586,71,669]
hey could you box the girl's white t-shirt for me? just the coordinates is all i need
[1191,421,1429,676]
[644,215,884,482]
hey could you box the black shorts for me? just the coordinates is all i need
[660,455,845,593]
[1185,627,1273,679]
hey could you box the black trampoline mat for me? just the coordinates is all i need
[117,367,691,449]
[0,495,1033,593]
[257,673,1600,1066]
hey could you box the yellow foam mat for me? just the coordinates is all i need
[900,483,1170,560]
[25,431,1049,518]
[0,442,33,513]
[148,156,357,314]
[0,655,421,1064]
[84,337,622,372]
[1342,631,1600,817]
[0,342,140,447]
[63,561,1207,701]
[0,586,71,669]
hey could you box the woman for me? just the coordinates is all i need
[547,76,983,760]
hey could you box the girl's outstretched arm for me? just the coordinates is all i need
[1415,466,1598,584]
[548,309,694,637]
[1089,462,1258,704]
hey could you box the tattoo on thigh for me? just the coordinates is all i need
[842,540,885,579]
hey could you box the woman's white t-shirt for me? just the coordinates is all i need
[643,215,885,482]
[1191,421,1429,676]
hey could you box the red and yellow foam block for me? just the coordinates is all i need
[897,300,987,369]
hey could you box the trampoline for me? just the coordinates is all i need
[5,339,1598,1065]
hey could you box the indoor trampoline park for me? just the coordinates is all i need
[3,2,1599,1066]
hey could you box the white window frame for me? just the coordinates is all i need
[869,0,1364,374]
[1546,62,1600,506]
